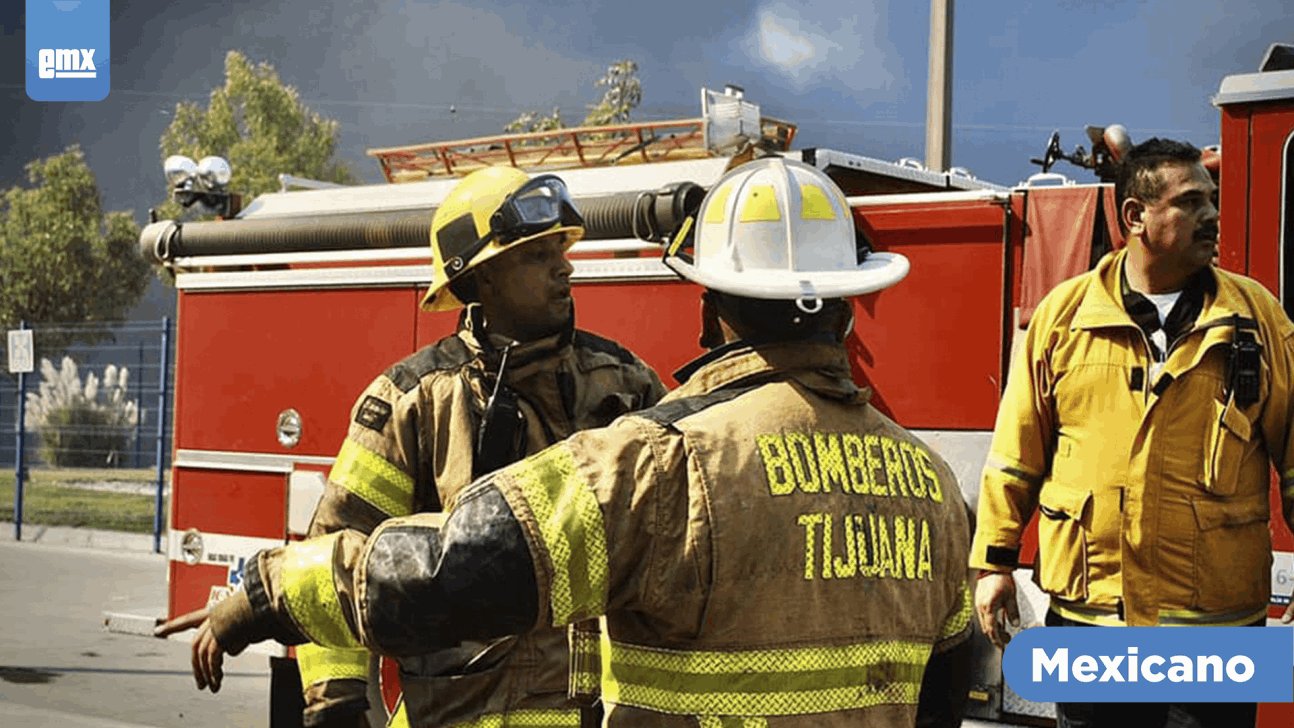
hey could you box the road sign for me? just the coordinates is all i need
[8,329,33,373]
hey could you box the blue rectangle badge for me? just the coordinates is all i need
[1003,626,1294,704]
[26,0,110,101]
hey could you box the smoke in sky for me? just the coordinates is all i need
[731,1,902,100]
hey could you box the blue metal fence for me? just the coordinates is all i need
[2,319,173,552]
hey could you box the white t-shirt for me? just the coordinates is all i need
[1144,290,1182,380]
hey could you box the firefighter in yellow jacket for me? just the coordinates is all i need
[161,158,974,727]
[277,167,664,727]
[972,138,1294,728]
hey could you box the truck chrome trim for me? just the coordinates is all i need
[175,246,430,269]
[171,238,658,271]
[571,257,677,282]
[176,255,678,290]
[846,190,1012,207]
[167,529,287,564]
[174,449,336,472]
[176,266,432,291]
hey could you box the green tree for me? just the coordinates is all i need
[503,58,642,133]
[582,59,642,126]
[504,106,566,135]
[156,50,357,219]
[0,145,149,356]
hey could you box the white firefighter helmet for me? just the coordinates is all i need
[664,157,909,303]
[422,166,584,311]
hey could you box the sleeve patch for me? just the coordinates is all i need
[355,395,393,432]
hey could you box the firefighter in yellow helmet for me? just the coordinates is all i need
[196,166,664,728]
[160,158,972,727]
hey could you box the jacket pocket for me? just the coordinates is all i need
[1203,398,1253,497]
[396,644,512,728]
[1191,495,1271,611]
[1035,488,1093,602]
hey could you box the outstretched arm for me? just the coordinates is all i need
[156,486,541,692]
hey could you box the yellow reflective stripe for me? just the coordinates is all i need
[330,439,414,517]
[403,704,578,728]
[296,643,368,688]
[568,624,601,698]
[699,717,768,728]
[739,185,781,222]
[387,701,579,728]
[939,581,973,640]
[281,533,361,649]
[602,635,930,716]
[443,710,582,728]
[984,455,1042,487]
[511,445,608,625]
[799,184,835,220]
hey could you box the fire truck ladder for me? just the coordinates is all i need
[366,117,798,183]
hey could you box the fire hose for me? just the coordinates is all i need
[140,182,705,264]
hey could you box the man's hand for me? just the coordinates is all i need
[974,572,1019,650]
[1282,601,1293,625]
[155,607,229,693]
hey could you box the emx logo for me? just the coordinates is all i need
[38,48,98,79]
[26,1,110,101]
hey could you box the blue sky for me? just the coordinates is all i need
[1,0,1289,284]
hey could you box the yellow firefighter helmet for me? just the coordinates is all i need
[664,157,908,304]
[422,167,585,311]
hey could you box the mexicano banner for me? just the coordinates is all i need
[1003,626,1293,703]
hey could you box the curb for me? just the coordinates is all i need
[1,521,161,553]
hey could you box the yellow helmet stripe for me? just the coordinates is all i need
[799,184,836,220]
[510,444,609,626]
[329,439,414,518]
[738,185,781,222]
[704,185,734,224]
[295,643,368,688]
[601,635,930,716]
[280,533,362,649]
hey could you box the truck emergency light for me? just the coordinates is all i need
[163,154,236,217]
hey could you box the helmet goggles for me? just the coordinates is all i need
[486,174,584,245]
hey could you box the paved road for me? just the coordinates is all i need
[0,523,1023,728]
[0,532,270,728]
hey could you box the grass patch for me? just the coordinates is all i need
[0,469,166,533]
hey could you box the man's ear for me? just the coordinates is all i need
[1122,197,1147,237]
[473,261,496,294]
[699,291,724,349]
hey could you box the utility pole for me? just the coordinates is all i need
[925,0,954,172]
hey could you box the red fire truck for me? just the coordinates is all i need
[124,50,1294,725]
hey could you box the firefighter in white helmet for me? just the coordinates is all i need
[161,158,973,727]
[159,166,665,728]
